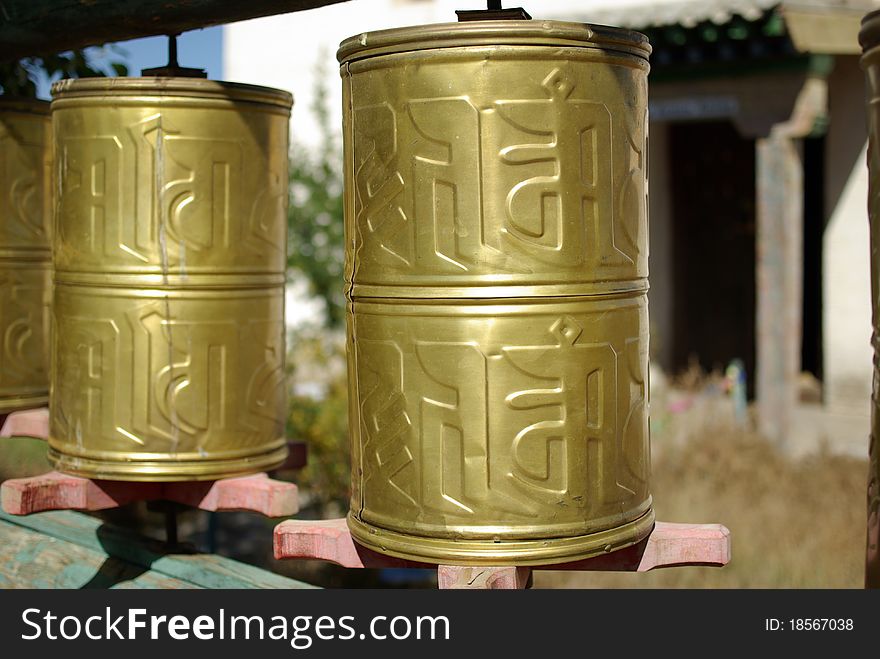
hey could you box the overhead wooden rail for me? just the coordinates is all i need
[0,0,351,60]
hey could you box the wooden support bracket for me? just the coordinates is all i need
[1,407,304,518]
[1,471,299,517]
[0,407,50,439]
[274,518,731,589]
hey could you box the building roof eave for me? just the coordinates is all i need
[572,0,878,55]
[782,4,870,54]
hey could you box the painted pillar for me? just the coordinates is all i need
[755,77,827,446]
[756,136,803,446]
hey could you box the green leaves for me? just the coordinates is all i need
[0,47,128,97]
[284,329,350,511]
[284,57,350,512]
[286,57,345,328]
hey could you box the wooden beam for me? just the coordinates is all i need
[0,509,316,588]
[0,0,351,60]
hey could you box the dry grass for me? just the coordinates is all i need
[0,436,51,482]
[536,425,868,588]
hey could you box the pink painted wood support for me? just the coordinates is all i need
[273,518,731,589]
[0,413,304,517]
[549,523,731,573]
[437,566,532,590]
[0,407,49,439]
[1,471,298,518]
[274,518,431,569]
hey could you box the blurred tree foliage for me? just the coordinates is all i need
[287,58,345,328]
[285,58,350,513]
[285,331,349,513]
[0,49,127,97]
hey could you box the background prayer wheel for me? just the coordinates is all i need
[0,98,51,415]
[340,19,654,565]
[48,78,292,481]
[860,10,880,589]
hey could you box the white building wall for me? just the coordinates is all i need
[824,56,872,415]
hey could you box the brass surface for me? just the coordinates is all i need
[337,20,651,63]
[341,21,653,564]
[0,99,52,414]
[340,22,649,299]
[49,78,292,481]
[347,296,653,565]
[862,13,880,588]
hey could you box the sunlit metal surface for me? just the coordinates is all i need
[48,78,292,481]
[340,20,654,565]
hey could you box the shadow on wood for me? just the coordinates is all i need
[0,509,315,589]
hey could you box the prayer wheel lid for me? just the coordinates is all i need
[49,77,293,110]
[862,9,880,52]
[337,19,652,65]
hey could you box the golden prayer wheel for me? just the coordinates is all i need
[860,10,880,589]
[0,98,51,415]
[340,19,654,565]
[48,78,292,481]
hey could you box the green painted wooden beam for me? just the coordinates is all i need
[0,509,317,589]
[1,522,198,588]
[0,0,351,60]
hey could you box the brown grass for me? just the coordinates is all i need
[0,436,51,482]
[536,425,868,588]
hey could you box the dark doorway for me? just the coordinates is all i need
[801,136,825,383]
[669,120,757,396]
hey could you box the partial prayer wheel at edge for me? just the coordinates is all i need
[47,78,292,481]
[340,20,654,565]
[0,98,51,415]
[860,10,880,588]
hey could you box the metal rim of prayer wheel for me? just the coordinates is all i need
[47,77,292,482]
[859,9,880,588]
[340,20,654,565]
[0,97,51,415]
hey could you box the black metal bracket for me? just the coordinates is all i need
[141,34,208,78]
[457,1,531,21]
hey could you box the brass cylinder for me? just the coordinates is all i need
[48,78,292,481]
[340,20,653,565]
[861,10,880,589]
[0,98,51,415]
